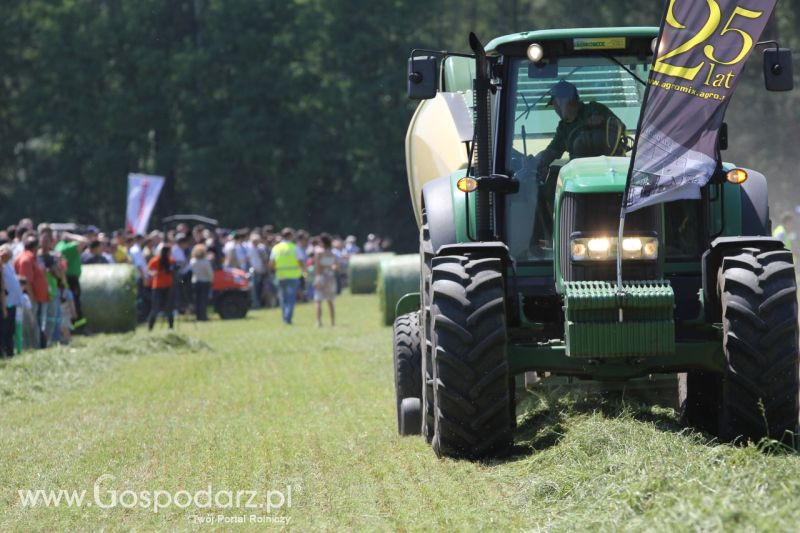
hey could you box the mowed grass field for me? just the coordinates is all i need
[2,293,800,531]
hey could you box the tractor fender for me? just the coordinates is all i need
[739,168,770,235]
[701,236,785,322]
[395,292,421,319]
[422,176,457,254]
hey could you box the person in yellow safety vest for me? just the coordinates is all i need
[772,213,795,253]
[268,227,305,325]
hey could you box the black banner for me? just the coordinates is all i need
[623,0,778,212]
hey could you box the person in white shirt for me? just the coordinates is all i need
[171,234,193,312]
[170,234,188,272]
[1,244,24,356]
[222,235,237,268]
[190,244,214,321]
[11,227,27,260]
[129,235,148,279]
[223,231,248,269]
[235,233,249,271]
[344,235,360,255]
[128,234,149,322]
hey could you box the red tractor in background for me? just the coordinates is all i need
[212,266,250,319]
[162,215,250,320]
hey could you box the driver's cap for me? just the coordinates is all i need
[548,80,579,108]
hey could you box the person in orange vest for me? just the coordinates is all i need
[147,244,176,330]
[269,228,305,325]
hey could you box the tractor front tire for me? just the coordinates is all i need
[430,255,512,458]
[393,312,422,435]
[718,248,799,444]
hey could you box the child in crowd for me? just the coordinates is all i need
[59,285,76,344]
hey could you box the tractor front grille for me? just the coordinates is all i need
[559,192,662,282]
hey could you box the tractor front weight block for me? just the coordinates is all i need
[564,280,675,358]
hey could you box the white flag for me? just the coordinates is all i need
[126,173,165,235]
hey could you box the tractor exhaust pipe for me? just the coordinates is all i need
[469,32,493,241]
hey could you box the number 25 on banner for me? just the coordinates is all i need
[654,0,763,87]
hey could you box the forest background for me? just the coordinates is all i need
[0,0,797,250]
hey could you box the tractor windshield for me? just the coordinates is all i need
[505,55,649,166]
[503,55,650,263]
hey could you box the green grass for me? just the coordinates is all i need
[1,293,800,531]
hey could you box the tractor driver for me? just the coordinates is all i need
[534,80,628,181]
[522,80,628,258]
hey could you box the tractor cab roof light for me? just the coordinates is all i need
[527,43,544,63]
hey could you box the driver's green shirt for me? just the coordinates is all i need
[537,101,622,176]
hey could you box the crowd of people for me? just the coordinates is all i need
[0,217,391,357]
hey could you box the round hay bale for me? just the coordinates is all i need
[378,254,420,326]
[80,264,137,333]
[348,253,395,294]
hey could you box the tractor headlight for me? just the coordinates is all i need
[586,238,611,256]
[571,237,611,260]
[570,236,658,261]
[622,237,642,253]
[587,238,611,260]
[621,236,659,259]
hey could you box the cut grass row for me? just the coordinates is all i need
[1,293,799,531]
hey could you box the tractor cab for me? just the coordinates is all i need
[499,32,652,263]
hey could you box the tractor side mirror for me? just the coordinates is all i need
[407,56,438,100]
[763,47,793,91]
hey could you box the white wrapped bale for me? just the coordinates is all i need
[80,264,137,333]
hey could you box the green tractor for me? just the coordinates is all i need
[392,26,799,458]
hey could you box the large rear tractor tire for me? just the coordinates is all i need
[681,247,800,445]
[430,255,513,458]
[393,312,422,435]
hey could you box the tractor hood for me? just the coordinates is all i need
[556,156,631,195]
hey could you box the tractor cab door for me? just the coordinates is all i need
[501,55,649,264]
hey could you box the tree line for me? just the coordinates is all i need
[0,0,797,251]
